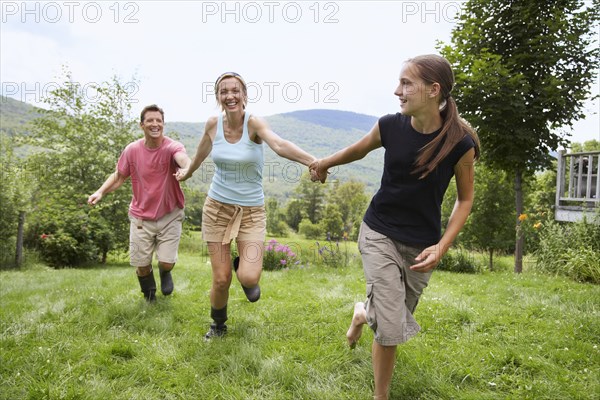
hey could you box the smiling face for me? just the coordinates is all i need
[140,110,164,142]
[394,62,436,116]
[217,76,247,112]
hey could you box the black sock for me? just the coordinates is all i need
[211,305,228,326]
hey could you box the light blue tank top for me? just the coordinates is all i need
[207,112,265,206]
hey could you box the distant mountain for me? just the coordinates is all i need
[0,96,40,135]
[279,109,378,132]
[1,98,384,200]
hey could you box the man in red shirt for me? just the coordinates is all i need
[88,104,191,302]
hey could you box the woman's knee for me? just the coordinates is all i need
[212,272,232,291]
[237,271,260,287]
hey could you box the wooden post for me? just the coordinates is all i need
[555,150,565,211]
[586,155,593,199]
[596,154,600,201]
[15,211,25,267]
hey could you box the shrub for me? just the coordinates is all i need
[437,248,479,274]
[564,247,600,284]
[299,218,323,239]
[39,229,97,268]
[28,199,109,268]
[263,239,301,271]
[535,211,600,284]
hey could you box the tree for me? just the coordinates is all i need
[440,0,599,272]
[319,203,344,240]
[460,164,515,270]
[570,140,600,152]
[23,69,138,266]
[284,198,304,231]
[294,172,326,224]
[0,132,32,267]
[327,180,369,239]
[182,186,206,231]
[266,197,288,237]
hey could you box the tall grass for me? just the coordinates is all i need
[535,211,600,283]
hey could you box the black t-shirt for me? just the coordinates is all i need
[363,113,475,246]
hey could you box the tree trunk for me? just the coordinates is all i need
[15,211,25,267]
[514,169,524,273]
[488,248,494,271]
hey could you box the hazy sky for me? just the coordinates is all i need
[1,1,598,144]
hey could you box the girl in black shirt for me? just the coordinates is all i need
[310,54,480,400]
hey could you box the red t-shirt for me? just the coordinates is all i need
[117,137,186,220]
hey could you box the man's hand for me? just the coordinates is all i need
[88,192,102,206]
[175,168,190,182]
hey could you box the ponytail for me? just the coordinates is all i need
[413,96,479,179]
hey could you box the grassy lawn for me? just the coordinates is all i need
[1,234,599,399]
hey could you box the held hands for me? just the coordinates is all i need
[174,168,190,182]
[309,159,328,183]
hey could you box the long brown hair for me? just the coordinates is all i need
[408,55,480,178]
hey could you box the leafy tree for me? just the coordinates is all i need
[527,164,557,217]
[23,70,138,266]
[266,197,288,237]
[327,180,369,238]
[0,133,32,267]
[440,0,599,272]
[294,172,326,224]
[570,140,600,152]
[182,186,206,231]
[284,198,304,231]
[460,164,515,270]
[319,203,344,240]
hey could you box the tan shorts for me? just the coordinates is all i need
[128,208,184,267]
[202,197,266,244]
[358,222,433,346]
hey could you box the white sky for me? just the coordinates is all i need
[1,0,598,145]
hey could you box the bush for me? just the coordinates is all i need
[299,218,323,239]
[534,211,600,283]
[39,229,99,267]
[27,198,113,268]
[263,239,301,271]
[269,220,289,238]
[437,248,479,273]
[564,247,600,284]
[39,230,79,267]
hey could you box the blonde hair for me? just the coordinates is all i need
[214,72,248,110]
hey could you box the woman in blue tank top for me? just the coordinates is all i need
[176,72,316,340]
[310,55,480,400]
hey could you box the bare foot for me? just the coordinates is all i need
[346,302,367,348]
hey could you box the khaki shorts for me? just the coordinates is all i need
[358,222,433,346]
[202,196,266,244]
[129,208,184,267]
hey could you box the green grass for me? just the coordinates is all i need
[1,235,599,399]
